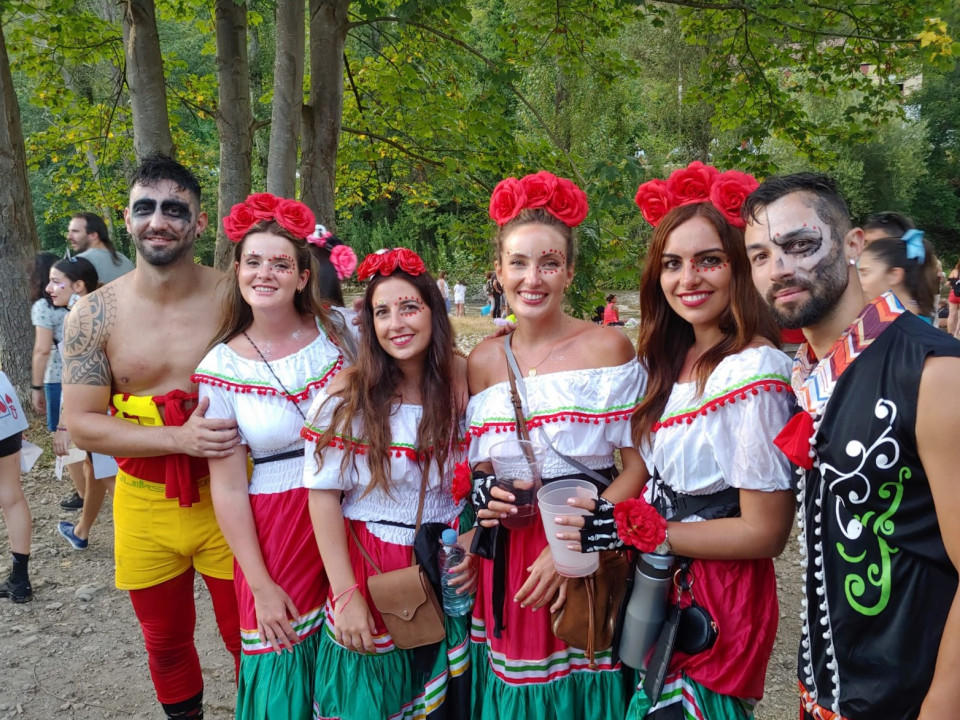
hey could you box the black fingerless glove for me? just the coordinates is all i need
[470,471,500,559]
[471,471,497,512]
[579,497,623,552]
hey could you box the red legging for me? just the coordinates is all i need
[129,569,241,704]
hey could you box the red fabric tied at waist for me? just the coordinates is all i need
[114,389,209,507]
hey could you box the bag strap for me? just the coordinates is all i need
[503,334,611,488]
[650,467,740,523]
[348,461,430,570]
[503,335,532,445]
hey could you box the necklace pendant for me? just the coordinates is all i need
[528,368,537,377]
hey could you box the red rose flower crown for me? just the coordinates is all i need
[356,248,427,282]
[489,170,589,228]
[222,192,317,242]
[634,161,759,229]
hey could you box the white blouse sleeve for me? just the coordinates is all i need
[195,347,247,446]
[706,348,793,492]
[301,389,358,491]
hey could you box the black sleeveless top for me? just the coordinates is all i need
[801,313,960,719]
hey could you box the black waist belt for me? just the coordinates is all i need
[252,448,306,466]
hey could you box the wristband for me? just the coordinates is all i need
[56,426,67,432]
[31,385,43,391]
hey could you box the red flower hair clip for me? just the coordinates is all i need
[222,192,316,242]
[356,248,427,282]
[634,162,759,229]
[489,171,589,228]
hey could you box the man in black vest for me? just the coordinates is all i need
[742,173,960,720]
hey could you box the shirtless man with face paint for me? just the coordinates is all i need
[61,154,242,720]
[743,173,960,720]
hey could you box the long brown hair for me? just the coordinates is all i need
[632,203,780,444]
[206,220,350,355]
[311,267,460,497]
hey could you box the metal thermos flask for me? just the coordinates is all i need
[618,552,675,670]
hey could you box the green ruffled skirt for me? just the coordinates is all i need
[236,629,323,720]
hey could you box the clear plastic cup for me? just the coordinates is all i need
[489,439,547,531]
[538,479,601,577]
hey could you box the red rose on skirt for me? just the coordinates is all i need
[489,177,527,225]
[666,161,720,205]
[246,192,281,219]
[709,170,759,229]
[547,177,589,227]
[520,171,559,209]
[222,203,259,242]
[613,497,667,552]
[634,179,675,227]
[274,199,316,239]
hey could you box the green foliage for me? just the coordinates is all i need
[8,0,958,309]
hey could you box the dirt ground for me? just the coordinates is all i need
[0,305,803,719]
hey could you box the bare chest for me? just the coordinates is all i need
[106,298,220,396]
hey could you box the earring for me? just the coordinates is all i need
[848,259,856,266]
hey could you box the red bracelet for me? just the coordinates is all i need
[333,583,359,609]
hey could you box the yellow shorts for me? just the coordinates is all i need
[113,469,234,590]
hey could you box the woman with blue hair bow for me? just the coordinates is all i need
[857,228,940,324]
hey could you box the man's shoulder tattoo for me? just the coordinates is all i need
[63,287,116,386]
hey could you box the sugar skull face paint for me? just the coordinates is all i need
[745,193,850,330]
[371,277,432,363]
[236,232,308,309]
[125,180,208,267]
[658,216,732,331]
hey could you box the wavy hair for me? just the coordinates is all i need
[311,267,459,498]
[205,220,352,358]
[632,203,780,444]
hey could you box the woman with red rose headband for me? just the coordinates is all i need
[303,248,477,719]
[467,171,647,719]
[562,163,796,718]
[192,192,356,719]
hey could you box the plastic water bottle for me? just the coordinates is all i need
[439,528,474,617]
[618,553,675,670]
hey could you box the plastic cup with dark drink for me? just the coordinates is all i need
[489,439,547,531]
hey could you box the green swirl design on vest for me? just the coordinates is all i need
[835,466,906,616]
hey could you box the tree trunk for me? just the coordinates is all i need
[300,0,349,230]
[121,0,174,160]
[0,22,41,404]
[266,0,305,198]
[213,0,255,271]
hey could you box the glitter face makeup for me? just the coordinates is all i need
[236,232,308,309]
[371,277,432,363]
[497,223,573,320]
[659,216,732,329]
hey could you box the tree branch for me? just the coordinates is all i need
[341,125,444,167]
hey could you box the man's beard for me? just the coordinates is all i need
[132,232,194,267]
[765,243,848,330]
